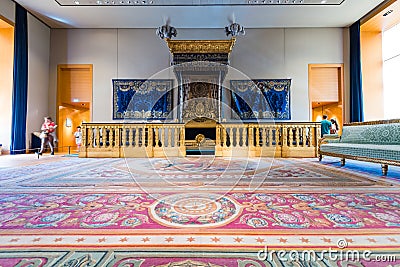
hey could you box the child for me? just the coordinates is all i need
[74,126,83,151]
[330,118,339,134]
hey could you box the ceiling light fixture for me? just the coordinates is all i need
[383,9,393,16]
[156,23,177,39]
[225,22,245,37]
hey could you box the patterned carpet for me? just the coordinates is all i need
[0,155,399,266]
[0,156,398,191]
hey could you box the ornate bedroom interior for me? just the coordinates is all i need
[0,0,400,266]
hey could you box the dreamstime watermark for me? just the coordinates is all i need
[257,239,397,263]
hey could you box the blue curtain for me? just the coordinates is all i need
[230,80,291,120]
[231,92,255,119]
[113,79,173,120]
[349,20,364,122]
[10,4,28,154]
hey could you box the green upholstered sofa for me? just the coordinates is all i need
[319,119,400,175]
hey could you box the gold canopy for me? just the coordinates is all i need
[165,38,236,54]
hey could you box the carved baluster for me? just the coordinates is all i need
[160,127,165,148]
[268,127,273,147]
[278,126,284,148]
[148,126,153,148]
[86,126,92,148]
[127,126,132,148]
[121,126,126,148]
[255,126,260,147]
[216,125,221,147]
[261,127,267,147]
[223,127,227,147]
[108,126,112,147]
[242,125,248,147]
[171,126,175,147]
[81,124,87,150]
[134,126,139,148]
[229,127,234,147]
[248,125,253,148]
[155,126,160,147]
[180,126,185,148]
[235,126,240,148]
[167,127,172,147]
[114,125,119,148]
[139,126,144,147]
[289,126,294,147]
[310,125,316,148]
[96,126,101,148]
[300,126,305,147]
[296,126,301,147]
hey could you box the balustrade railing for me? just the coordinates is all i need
[80,123,185,158]
[80,122,320,158]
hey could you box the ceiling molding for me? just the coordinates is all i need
[361,0,399,32]
[0,15,14,27]
[55,0,345,6]
[360,0,396,24]
[15,0,386,29]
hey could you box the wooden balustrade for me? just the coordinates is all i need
[80,122,320,158]
[80,123,185,158]
[216,122,320,157]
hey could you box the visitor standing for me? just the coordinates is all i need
[36,117,57,156]
[320,114,332,137]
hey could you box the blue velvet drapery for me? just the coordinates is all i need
[230,79,291,120]
[10,4,28,154]
[113,79,173,120]
[349,20,364,122]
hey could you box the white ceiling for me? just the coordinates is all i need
[14,0,386,29]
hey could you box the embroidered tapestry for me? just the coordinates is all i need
[230,79,291,120]
[112,79,173,120]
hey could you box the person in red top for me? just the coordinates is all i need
[36,117,57,156]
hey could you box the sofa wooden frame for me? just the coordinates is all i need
[319,119,400,176]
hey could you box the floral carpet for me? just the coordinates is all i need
[0,155,399,266]
[0,156,397,191]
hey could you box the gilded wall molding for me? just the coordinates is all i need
[344,119,400,126]
[166,38,236,54]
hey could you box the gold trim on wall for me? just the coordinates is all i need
[344,119,400,126]
[166,38,236,54]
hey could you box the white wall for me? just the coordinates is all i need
[0,0,14,23]
[50,27,344,122]
[50,29,118,122]
[26,13,50,150]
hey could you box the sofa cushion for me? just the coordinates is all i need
[320,143,400,162]
[340,123,400,145]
